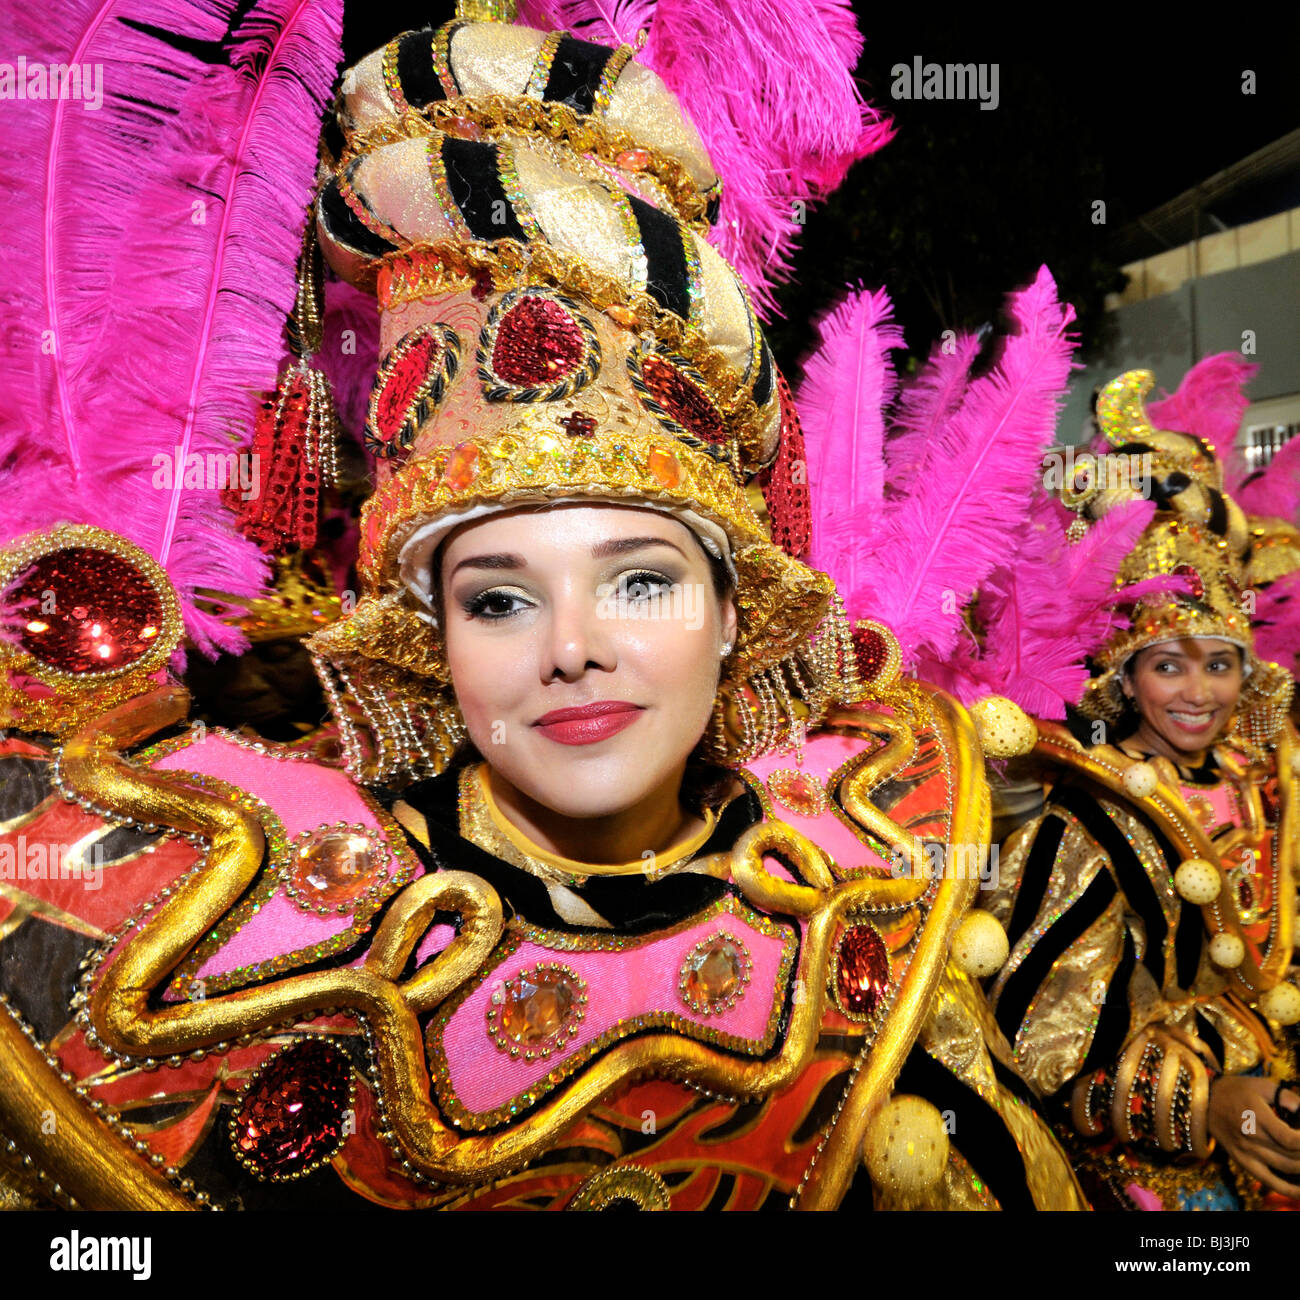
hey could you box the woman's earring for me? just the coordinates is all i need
[720,641,733,659]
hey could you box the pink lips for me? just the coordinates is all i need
[533,701,643,746]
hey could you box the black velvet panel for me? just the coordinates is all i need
[440,137,529,243]
[397,27,448,106]
[543,34,613,114]
[629,194,691,319]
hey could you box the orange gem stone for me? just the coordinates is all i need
[499,970,578,1045]
[767,769,827,817]
[443,115,484,140]
[443,442,480,490]
[679,934,750,1014]
[616,147,651,172]
[647,448,682,489]
[605,304,638,329]
[290,831,381,907]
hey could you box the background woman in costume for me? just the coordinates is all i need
[0,1,1083,1210]
[970,363,1300,1210]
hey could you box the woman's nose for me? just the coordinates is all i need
[541,591,616,682]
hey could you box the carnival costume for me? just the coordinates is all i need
[0,1,1084,1210]
[966,361,1300,1210]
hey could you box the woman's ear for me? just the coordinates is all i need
[721,598,738,655]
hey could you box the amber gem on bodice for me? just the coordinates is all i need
[291,831,381,906]
[500,969,580,1045]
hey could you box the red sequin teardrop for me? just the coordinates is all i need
[8,548,162,674]
[835,924,890,1019]
[231,1039,352,1180]
[639,354,728,444]
[491,296,586,387]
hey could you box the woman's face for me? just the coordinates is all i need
[439,503,737,821]
[1124,637,1244,761]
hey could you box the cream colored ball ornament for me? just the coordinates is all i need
[1208,932,1245,969]
[951,910,1009,978]
[1258,982,1300,1026]
[970,696,1037,759]
[1173,858,1220,905]
[1121,761,1158,799]
[863,1095,950,1197]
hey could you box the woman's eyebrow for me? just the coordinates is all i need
[590,536,688,560]
[448,552,524,577]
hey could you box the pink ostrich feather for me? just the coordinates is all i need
[1253,572,1300,667]
[518,0,891,315]
[868,266,1078,667]
[319,277,382,452]
[885,331,982,498]
[0,1,343,657]
[1147,351,1257,462]
[964,497,1157,717]
[798,284,904,613]
[1233,433,1300,523]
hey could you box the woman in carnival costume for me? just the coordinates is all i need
[0,0,1085,1209]
[953,358,1300,1210]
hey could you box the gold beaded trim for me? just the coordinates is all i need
[336,162,408,249]
[122,743,419,999]
[424,895,798,1131]
[524,30,564,99]
[592,44,635,117]
[0,526,185,736]
[495,138,546,243]
[341,93,714,231]
[484,962,588,1059]
[567,1163,671,1210]
[425,136,475,241]
[431,22,461,99]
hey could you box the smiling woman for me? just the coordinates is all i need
[982,369,1300,1211]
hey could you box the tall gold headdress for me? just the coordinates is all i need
[307,17,864,782]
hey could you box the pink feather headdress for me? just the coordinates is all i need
[514,0,891,316]
[0,0,343,658]
[798,266,1080,705]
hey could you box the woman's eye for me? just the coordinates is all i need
[462,589,530,620]
[617,571,674,601]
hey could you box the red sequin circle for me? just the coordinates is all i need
[1171,564,1205,602]
[835,924,890,1019]
[491,296,586,387]
[7,548,163,674]
[852,626,889,682]
[639,354,727,444]
[231,1039,352,1179]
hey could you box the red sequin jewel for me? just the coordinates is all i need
[373,332,439,446]
[852,625,889,682]
[491,296,586,388]
[1172,564,1205,601]
[366,325,457,464]
[835,924,890,1019]
[559,411,597,438]
[8,548,162,674]
[231,1039,352,1180]
[759,373,811,558]
[639,353,727,444]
